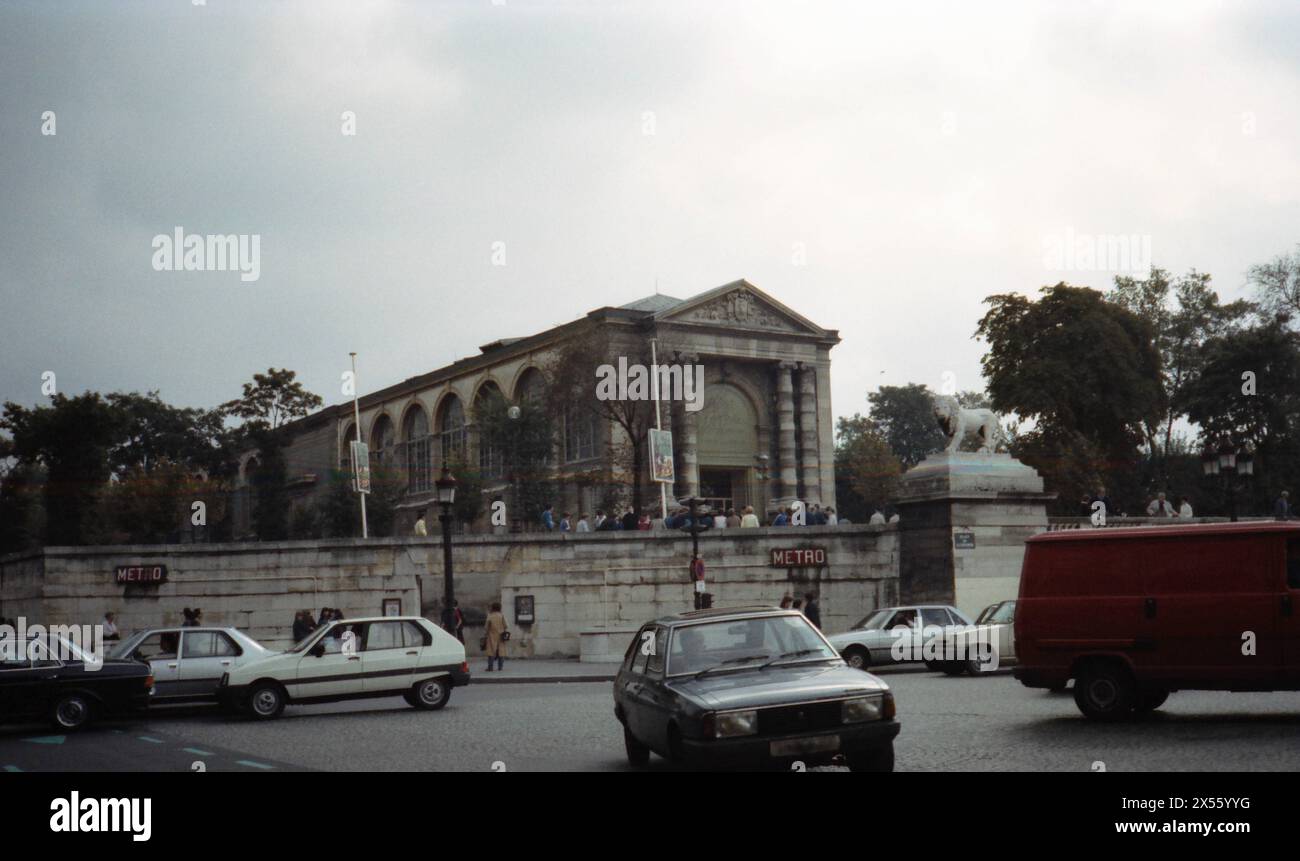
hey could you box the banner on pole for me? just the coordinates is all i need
[350,440,371,494]
[649,428,675,483]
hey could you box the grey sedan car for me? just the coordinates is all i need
[825,604,973,670]
[108,627,275,703]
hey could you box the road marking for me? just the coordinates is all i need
[137,736,164,744]
[4,765,22,772]
[21,735,65,745]
[235,760,274,770]
[183,747,215,756]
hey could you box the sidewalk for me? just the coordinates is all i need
[468,659,621,684]
[465,659,1008,684]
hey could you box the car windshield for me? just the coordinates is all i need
[667,615,837,676]
[853,609,893,630]
[988,602,1015,624]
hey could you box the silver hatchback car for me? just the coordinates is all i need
[108,627,275,704]
[824,605,973,670]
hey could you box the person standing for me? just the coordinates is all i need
[292,610,314,642]
[779,593,793,609]
[713,510,727,529]
[621,507,638,531]
[181,607,201,627]
[541,504,555,531]
[825,507,838,525]
[593,510,606,530]
[726,508,741,528]
[1177,497,1194,518]
[413,509,428,536]
[637,511,652,530]
[1275,491,1292,520]
[102,612,120,641]
[452,600,465,644]
[576,513,591,532]
[484,601,509,672]
[803,592,821,628]
[868,510,886,525]
[740,506,760,527]
[772,509,789,527]
[559,512,572,532]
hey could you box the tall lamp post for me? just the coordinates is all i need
[435,465,458,632]
[1201,437,1254,522]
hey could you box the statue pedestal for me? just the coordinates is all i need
[893,452,1054,619]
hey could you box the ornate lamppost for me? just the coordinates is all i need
[1201,437,1254,522]
[435,465,458,631]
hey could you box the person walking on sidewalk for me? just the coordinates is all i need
[484,601,509,672]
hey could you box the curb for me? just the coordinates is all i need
[469,674,616,685]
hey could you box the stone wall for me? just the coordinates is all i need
[0,525,898,656]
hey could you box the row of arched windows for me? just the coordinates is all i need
[338,368,599,493]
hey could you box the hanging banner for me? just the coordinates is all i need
[649,428,675,483]
[350,440,371,494]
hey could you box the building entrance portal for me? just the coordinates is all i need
[699,467,750,513]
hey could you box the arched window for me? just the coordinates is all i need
[514,368,553,463]
[438,395,467,465]
[340,423,357,470]
[403,406,432,494]
[369,414,395,471]
[475,384,506,480]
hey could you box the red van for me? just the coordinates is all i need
[1013,521,1300,720]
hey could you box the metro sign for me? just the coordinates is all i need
[115,565,168,585]
[769,547,827,568]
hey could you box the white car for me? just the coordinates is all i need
[825,604,974,670]
[939,600,1017,676]
[108,626,275,703]
[217,616,469,719]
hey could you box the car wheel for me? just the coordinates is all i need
[247,682,286,720]
[843,646,870,670]
[410,677,452,710]
[1134,689,1169,713]
[847,743,895,773]
[1073,662,1135,721]
[941,661,967,676]
[50,693,92,730]
[624,725,651,767]
[923,660,942,671]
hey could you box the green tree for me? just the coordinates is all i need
[1109,268,1252,484]
[1,394,124,545]
[865,384,946,468]
[1249,244,1300,324]
[834,414,902,518]
[220,368,323,430]
[977,284,1165,511]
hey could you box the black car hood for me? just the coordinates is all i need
[666,662,887,710]
[64,658,153,677]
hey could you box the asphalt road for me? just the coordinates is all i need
[5,673,1300,772]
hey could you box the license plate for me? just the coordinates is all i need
[770,735,840,757]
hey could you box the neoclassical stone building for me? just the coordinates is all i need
[246,280,840,534]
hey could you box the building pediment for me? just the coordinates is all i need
[657,281,831,338]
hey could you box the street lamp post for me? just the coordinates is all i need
[682,496,709,610]
[435,465,458,632]
[1201,437,1254,523]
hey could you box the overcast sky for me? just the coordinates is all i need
[3,0,1298,430]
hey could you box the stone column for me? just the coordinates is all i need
[797,362,822,506]
[678,353,700,499]
[776,361,798,501]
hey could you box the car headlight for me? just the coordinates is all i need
[713,709,759,738]
[842,694,885,723]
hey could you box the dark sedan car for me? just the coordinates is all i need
[614,606,899,771]
[0,635,153,730]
